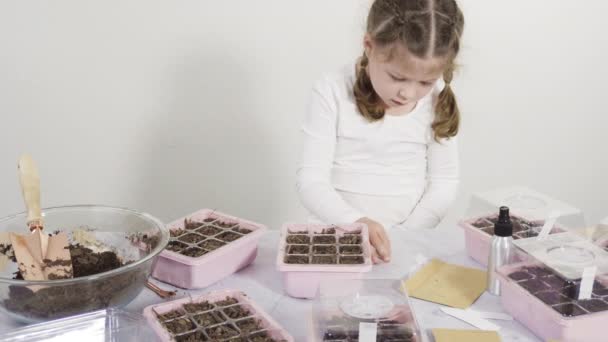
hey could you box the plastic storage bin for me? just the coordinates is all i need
[469,186,584,227]
[0,309,154,341]
[457,187,586,267]
[459,211,566,266]
[151,209,267,289]
[143,289,293,342]
[309,278,421,342]
[497,261,608,342]
[276,223,372,299]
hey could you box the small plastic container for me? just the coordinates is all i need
[460,186,585,267]
[497,261,608,342]
[459,211,567,266]
[0,309,154,341]
[469,186,584,227]
[276,223,372,299]
[143,289,293,342]
[152,209,267,289]
[590,223,608,252]
[309,279,421,342]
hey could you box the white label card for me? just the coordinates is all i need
[358,322,378,342]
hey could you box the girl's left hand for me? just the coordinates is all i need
[356,217,391,264]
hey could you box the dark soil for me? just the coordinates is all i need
[174,331,208,342]
[198,239,226,251]
[170,229,187,238]
[339,256,364,264]
[578,299,608,313]
[164,317,195,334]
[515,229,541,239]
[323,322,414,341]
[225,337,247,342]
[249,331,283,342]
[513,265,608,317]
[235,318,263,334]
[524,266,555,278]
[377,323,414,340]
[478,215,549,240]
[552,303,587,317]
[167,241,189,253]
[184,219,205,230]
[339,235,362,244]
[5,243,143,320]
[206,323,239,339]
[286,245,309,255]
[311,255,337,264]
[312,236,336,244]
[221,305,251,319]
[157,309,185,321]
[284,255,309,264]
[193,312,226,327]
[178,233,206,244]
[233,227,253,235]
[324,327,347,340]
[317,228,336,234]
[339,245,362,255]
[128,232,161,251]
[519,279,551,293]
[543,275,573,289]
[181,248,209,258]
[217,231,242,242]
[0,243,16,262]
[593,283,608,296]
[471,218,493,228]
[283,227,366,266]
[508,271,533,282]
[183,301,215,313]
[196,226,222,236]
[535,291,570,305]
[213,221,238,229]
[313,245,337,254]
[215,297,239,307]
[49,244,120,278]
[286,235,310,244]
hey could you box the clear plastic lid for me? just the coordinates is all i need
[461,186,586,241]
[498,261,608,319]
[467,185,585,229]
[514,231,608,279]
[579,222,608,249]
[0,309,154,341]
[312,279,420,342]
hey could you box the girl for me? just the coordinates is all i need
[296,0,464,263]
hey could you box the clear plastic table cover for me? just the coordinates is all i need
[0,309,154,341]
[514,231,608,280]
[311,278,420,341]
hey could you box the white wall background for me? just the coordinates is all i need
[0,0,606,229]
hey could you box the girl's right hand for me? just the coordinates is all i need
[356,217,391,264]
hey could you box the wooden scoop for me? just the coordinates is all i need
[9,155,73,280]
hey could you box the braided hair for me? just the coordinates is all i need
[353,0,464,140]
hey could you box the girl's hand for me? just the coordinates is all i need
[356,217,391,264]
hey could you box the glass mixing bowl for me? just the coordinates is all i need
[0,205,169,323]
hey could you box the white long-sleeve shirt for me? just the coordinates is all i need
[296,63,459,229]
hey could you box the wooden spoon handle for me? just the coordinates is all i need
[146,280,176,299]
[18,154,43,230]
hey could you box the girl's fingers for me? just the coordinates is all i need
[370,245,382,264]
[380,229,391,259]
[372,228,391,262]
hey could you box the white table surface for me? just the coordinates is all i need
[0,222,542,342]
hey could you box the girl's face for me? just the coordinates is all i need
[364,35,446,111]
